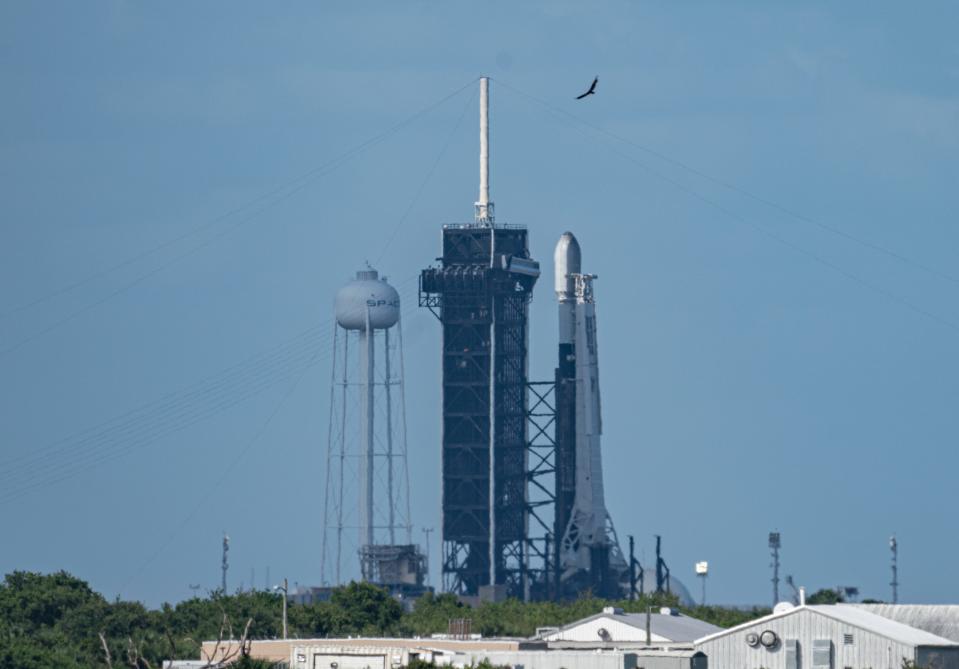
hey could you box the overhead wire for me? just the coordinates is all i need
[115,281,428,595]
[116,332,324,597]
[0,78,476,322]
[374,86,476,266]
[0,278,422,505]
[0,73,471,498]
[493,78,959,287]
[0,79,476,358]
[495,80,959,333]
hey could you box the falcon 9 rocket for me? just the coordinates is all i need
[554,232,628,598]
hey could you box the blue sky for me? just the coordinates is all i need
[1,1,957,607]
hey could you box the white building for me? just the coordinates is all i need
[695,604,959,669]
[538,606,722,644]
[852,605,959,644]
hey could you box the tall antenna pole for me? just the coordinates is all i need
[890,534,899,604]
[475,77,493,224]
[769,532,781,606]
[221,533,230,593]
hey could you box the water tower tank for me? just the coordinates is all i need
[335,270,400,331]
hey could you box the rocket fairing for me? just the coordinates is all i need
[554,232,627,596]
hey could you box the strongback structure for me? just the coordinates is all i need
[419,78,541,597]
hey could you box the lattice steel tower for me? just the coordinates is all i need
[420,77,540,597]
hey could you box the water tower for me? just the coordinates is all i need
[321,268,426,592]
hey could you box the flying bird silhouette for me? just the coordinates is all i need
[576,76,598,100]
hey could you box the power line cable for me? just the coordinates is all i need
[0,279,423,504]
[116,338,322,597]
[497,80,959,333]
[494,78,959,287]
[0,83,475,359]
[0,275,418,485]
[0,70,461,496]
[0,79,476,322]
[0,282,420,495]
[375,88,476,265]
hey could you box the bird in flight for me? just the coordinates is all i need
[576,76,598,100]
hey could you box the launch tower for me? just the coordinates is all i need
[419,78,540,597]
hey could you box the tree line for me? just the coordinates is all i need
[0,570,772,669]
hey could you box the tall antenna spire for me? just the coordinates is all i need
[474,77,494,224]
[769,531,781,606]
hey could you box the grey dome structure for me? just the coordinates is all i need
[334,269,400,331]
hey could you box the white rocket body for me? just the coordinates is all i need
[555,232,627,581]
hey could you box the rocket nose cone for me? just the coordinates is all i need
[555,232,582,296]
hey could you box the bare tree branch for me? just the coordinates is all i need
[98,631,113,669]
[238,618,253,658]
[202,613,229,668]
[126,636,137,667]
[165,627,177,665]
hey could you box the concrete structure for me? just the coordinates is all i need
[448,649,705,669]
[696,604,959,669]
[852,604,959,643]
[538,606,722,644]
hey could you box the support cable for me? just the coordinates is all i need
[494,78,959,287]
[497,80,959,333]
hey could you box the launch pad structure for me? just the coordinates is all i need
[419,78,629,601]
[420,224,540,597]
[419,78,545,598]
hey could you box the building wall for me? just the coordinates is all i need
[455,650,636,669]
[286,644,706,669]
[696,609,916,669]
[204,638,531,667]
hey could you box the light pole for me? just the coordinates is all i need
[273,578,288,639]
[695,562,709,606]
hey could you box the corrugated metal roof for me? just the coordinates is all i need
[694,605,959,648]
[850,605,959,643]
[541,611,723,642]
